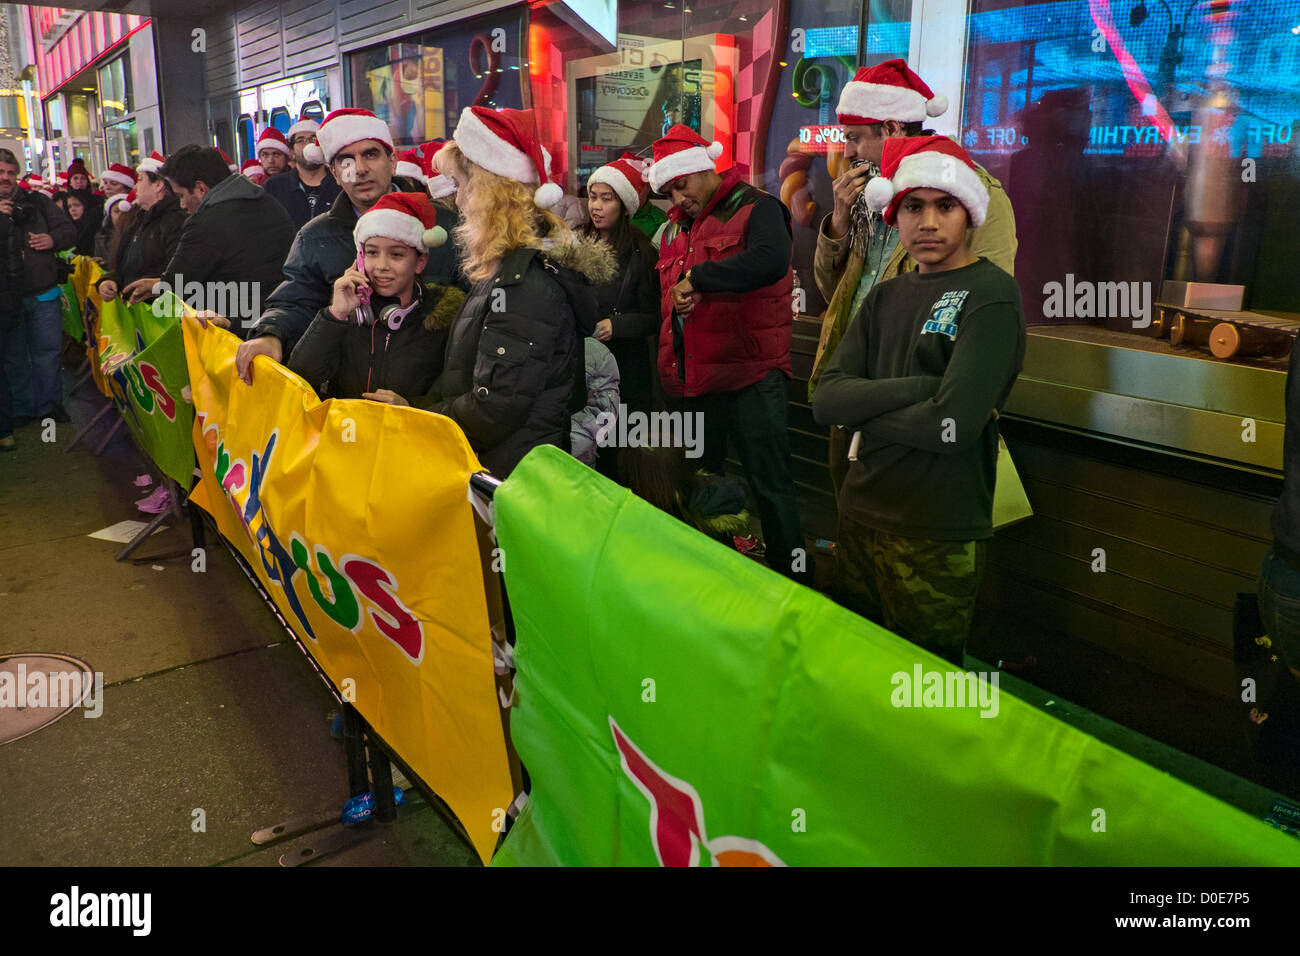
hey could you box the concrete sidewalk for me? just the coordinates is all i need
[0,378,479,867]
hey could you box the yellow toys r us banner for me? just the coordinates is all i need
[181,318,512,863]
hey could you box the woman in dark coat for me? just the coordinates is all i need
[404,108,615,478]
[64,194,98,255]
[95,165,187,303]
[578,154,661,417]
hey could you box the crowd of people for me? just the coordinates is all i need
[0,58,1035,664]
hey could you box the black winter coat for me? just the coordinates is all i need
[101,193,187,291]
[254,179,456,355]
[288,286,459,402]
[417,235,614,478]
[589,226,660,413]
[264,168,342,229]
[10,190,76,295]
[161,173,296,338]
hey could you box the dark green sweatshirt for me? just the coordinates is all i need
[812,257,1024,540]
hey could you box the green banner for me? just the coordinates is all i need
[98,292,195,487]
[491,446,1300,866]
[59,280,83,341]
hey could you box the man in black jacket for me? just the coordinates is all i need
[122,146,296,339]
[264,119,341,229]
[235,107,457,384]
[0,149,78,426]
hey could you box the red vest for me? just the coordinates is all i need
[656,171,793,398]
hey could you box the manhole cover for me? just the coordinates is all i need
[0,654,96,744]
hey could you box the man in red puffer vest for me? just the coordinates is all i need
[649,124,808,584]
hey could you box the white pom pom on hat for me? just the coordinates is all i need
[303,143,325,165]
[535,181,563,209]
[706,141,724,160]
[926,93,948,117]
[423,225,448,248]
[863,176,896,215]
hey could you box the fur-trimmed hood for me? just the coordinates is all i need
[538,231,618,285]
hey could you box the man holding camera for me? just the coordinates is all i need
[0,148,77,431]
[807,60,1017,502]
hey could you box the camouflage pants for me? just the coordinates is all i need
[836,513,986,665]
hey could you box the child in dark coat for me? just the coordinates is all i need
[289,192,463,404]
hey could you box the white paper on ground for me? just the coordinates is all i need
[88,520,167,543]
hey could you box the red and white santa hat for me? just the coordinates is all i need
[647,123,723,194]
[218,148,237,173]
[256,128,293,158]
[419,141,456,199]
[452,106,562,208]
[106,191,133,214]
[588,152,651,216]
[394,148,427,185]
[242,158,267,179]
[304,108,394,166]
[287,118,320,140]
[837,59,948,126]
[863,135,989,227]
[137,150,166,176]
[101,163,137,189]
[354,191,447,252]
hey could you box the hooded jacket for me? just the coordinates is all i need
[418,233,616,478]
[571,336,621,465]
[161,172,297,335]
[100,193,188,292]
[252,176,451,355]
[287,282,464,402]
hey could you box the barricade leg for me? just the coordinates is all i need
[92,417,123,455]
[342,704,368,798]
[62,401,116,453]
[367,735,397,824]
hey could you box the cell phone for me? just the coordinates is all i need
[355,249,371,308]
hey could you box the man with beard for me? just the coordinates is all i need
[264,118,341,229]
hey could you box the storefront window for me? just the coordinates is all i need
[66,94,93,139]
[99,54,133,123]
[348,7,530,149]
[964,0,1300,319]
[104,118,138,167]
[44,98,64,139]
[238,74,331,160]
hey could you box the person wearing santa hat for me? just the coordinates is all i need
[412,106,615,477]
[256,128,293,178]
[100,163,136,199]
[264,118,341,228]
[237,107,439,383]
[577,153,660,432]
[65,158,104,232]
[241,158,268,186]
[96,156,186,304]
[288,192,462,404]
[809,61,1017,505]
[93,191,133,260]
[120,145,295,338]
[647,123,808,583]
[812,134,1025,664]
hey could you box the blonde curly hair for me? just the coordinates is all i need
[437,141,574,282]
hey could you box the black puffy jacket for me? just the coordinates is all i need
[253,179,456,355]
[417,234,614,478]
[0,206,26,314]
[287,283,463,402]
